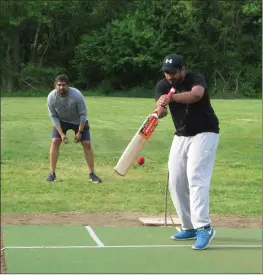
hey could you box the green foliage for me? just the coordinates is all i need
[18,63,67,91]
[0,0,261,98]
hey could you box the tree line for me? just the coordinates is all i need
[1,0,261,97]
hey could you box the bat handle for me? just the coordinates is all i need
[167,87,176,100]
[160,87,176,108]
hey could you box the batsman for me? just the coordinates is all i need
[155,53,220,250]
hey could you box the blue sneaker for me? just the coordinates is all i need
[170,229,197,240]
[192,226,216,250]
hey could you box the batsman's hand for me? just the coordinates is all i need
[154,106,168,119]
[61,134,69,144]
[156,94,170,107]
[74,131,82,143]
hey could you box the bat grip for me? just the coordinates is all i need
[160,87,176,108]
[167,87,176,100]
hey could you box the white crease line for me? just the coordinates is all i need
[175,226,181,232]
[85,226,104,247]
[2,244,261,250]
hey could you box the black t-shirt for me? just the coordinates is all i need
[155,72,220,136]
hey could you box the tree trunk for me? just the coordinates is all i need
[31,23,41,64]
[39,25,54,67]
[3,42,13,92]
[12,27,20,74]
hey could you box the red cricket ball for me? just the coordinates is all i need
[136,156,145,165]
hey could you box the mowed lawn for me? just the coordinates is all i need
[1,97,261,216]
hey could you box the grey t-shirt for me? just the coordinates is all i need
[47,87,87,126]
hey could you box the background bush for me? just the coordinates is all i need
[0,0,261,98]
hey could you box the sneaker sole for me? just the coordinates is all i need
[46,179,56,183]
[192,230,216,250]
[89,179,101,183]
[170,236,197,240]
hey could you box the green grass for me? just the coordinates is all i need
[1,97,262,215]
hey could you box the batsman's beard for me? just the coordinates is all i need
[168,79,180,86]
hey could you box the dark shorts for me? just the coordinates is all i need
[52,120,91,141]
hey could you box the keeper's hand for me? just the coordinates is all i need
[61,134,69,144]
[74,131,82,143]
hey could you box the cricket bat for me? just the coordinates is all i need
[114,87,175,176]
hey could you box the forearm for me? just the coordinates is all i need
[50,115,60,127]
[78,121,86,132]
[55,124,64,137]
[48,99,61,129]
[50,115,63,136]
[171,91,202,104]
[79,113,87,124]
[76,95,88,124]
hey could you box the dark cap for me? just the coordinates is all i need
[161,53,184,73]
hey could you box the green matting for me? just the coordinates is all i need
[2,226,262,273]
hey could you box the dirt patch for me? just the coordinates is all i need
[1,232,7,274]
[1,212,262,228]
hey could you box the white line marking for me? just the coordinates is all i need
[175,226,181,232]
[2,244,261,250]
[85,226,104,247]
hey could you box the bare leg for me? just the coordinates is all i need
[81,141,94,173]
[49,138,62,173]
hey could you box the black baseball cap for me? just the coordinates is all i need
[161,53,184,73]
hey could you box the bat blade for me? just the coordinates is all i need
[114,87,176,176]
[114,113,159,176]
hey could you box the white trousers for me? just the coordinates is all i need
[168,132,219,229]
